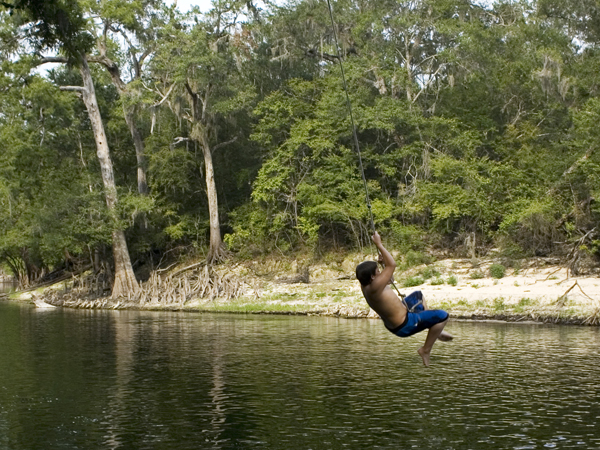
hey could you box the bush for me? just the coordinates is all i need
[470,270,484,279]
[447,275,458,286]
[388,222,425,253]
[420,266,441,279]
[430,276,444,285]
[403,250,432,268]
[403,276,424,287]
[489,263,506,279]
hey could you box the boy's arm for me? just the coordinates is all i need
[369,232,396,293]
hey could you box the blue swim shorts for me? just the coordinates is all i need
[387,309,449,338]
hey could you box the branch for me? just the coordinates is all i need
[411,63,446,105]
[172,137,191,145]
[151,83,176,107]
[547,148,594,196]
[38,56,68,65]
[212,136,238,152]
[305,47,339,62]
[59,86,85,92]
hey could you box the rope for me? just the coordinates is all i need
[325,0,375,234]
[325,0,404,299]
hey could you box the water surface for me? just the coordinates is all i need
[0,302,599,449]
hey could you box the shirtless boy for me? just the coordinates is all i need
[356,232,453,366]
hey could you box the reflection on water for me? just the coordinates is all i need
[0,302,599,450]
[0,281,17,294]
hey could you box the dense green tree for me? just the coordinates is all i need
[1,0,600,285]
[149,0,259,263]
[1,1,140,295]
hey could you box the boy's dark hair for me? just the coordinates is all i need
[356,261,378,286]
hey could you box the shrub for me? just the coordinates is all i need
[420,266,441,279]
[388,223,426,253]
[447,275,458,286]
[489,264,506,279]
[403,276,424,287]
[470,270,484,279]
[403,250,432,268]
[430,276,444,285]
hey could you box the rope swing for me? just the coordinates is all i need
[325,0,405,299]
[325,0,375,234]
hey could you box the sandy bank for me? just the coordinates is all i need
[7,258,600,326]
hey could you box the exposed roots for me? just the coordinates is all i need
[134,264,246,306]
[42,263,255,308]
[206,244,231,266]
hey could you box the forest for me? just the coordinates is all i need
[0,0,599,298]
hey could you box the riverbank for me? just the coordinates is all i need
[6,256,600,326]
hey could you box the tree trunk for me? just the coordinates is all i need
[79,56,139,297]
[94,52,149,196]
[199,131,226,264]
[123,105,149,195]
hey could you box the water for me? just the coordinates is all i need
[0,281,16,294]
[0,302,599,450]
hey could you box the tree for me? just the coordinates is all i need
[150,1,257,263]
[3,0,139,296]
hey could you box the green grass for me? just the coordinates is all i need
[403,276,424,287]
[513,297,536,313]
[200,300,318,313]
[260,292,301,302]
[470,270,484,279]
[430,276,445,286]
[493,297,505,311]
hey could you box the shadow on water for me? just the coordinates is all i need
[0,302,599,449]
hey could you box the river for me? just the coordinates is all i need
[0,301,599,449]
[0,281,17,294]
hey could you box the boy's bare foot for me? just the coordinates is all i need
[438,331,454,342]
[417,347,430,366]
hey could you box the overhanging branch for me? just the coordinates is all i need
[212,136,238,152]
[59,86,85,92]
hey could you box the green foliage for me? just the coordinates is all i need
[499,199,559,255]
[493,298,506,312]
[489,263,506,279]
[403,251,432,268]
[388,223,425,254]
[430,276,445,286]
[447,275,458,286]
[470,271,484,280]
[5,0,95,61]
[514,297,534,313]
[419,266,441,279]
[403,276,424,288]
[3,0,600,279]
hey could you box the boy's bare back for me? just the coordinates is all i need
[362,283,407,330]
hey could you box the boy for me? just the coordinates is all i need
[356,232,452,366]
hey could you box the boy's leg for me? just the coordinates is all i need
[418,319,448,366]
[421,293,453,342]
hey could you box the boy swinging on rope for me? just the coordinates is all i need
[356,232,453,366]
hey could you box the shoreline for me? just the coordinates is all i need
[5,257,600,327]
